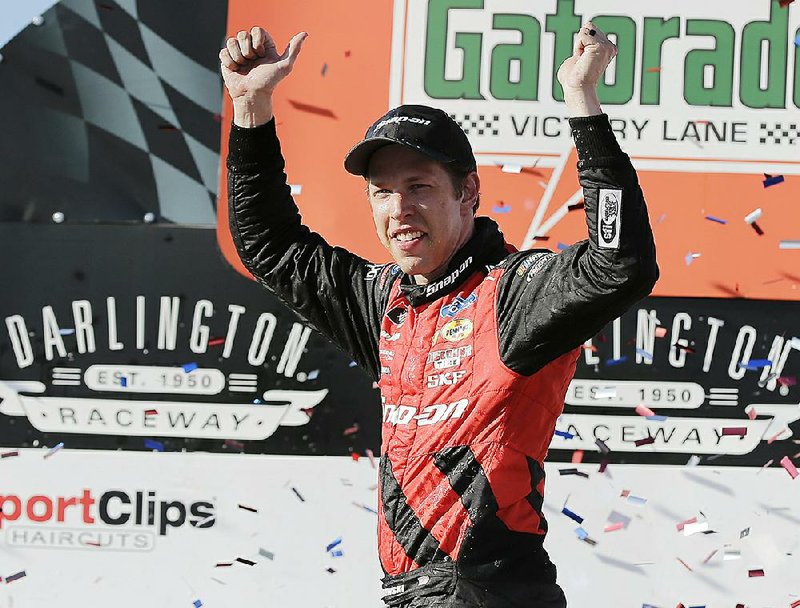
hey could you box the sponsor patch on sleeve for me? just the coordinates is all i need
[597,189,622,249]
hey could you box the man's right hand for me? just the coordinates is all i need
[219,28,307,127]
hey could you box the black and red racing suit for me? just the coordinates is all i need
[227,114,658,606]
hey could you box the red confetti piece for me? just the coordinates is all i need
[635,404,656,417]
[721,427,747,437]
[655,326,668,338]
[790,599,800,608]
[676,557,693,572]
[778,375,797,387]
[747,408,758,420]
[748,568,765,577]
[571,450,584,464]
[343,423,360,436]
[1,450,19,458]
[209,337,225,346]
[780,0,795,6]
[365,448,376,469]
[288,99,337,119]
[582,343,598,352]
[344,50,351,57]
[780,456,799,479]
[620,489,630,498]
[702,549,718,564]
[604,522,624,532]
[646,67,661,72]
[598,459,609,473]
[676,517,697,532]
[635,436,655,447]
[767,428,788,444]
[144,409,157,416]
[351,452,361,462]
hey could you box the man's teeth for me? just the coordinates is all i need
[395,231,424,242]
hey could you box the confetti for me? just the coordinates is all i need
[330,549,344,557]
[348,361,358,367]
[751,222,765,235]
[351,452,361,462]
[215,562,233,568]
[559,468,589,478]
[194,600,203,608]
[646,67,661,72]
[655,326,668,338]
[59,328,75,335]
[676,517,697,532]
[258,548,275,560]
[683,521,709,536]
[723,548,741,560]
[144,439,164,452]
[492,202,511,214]
[1,450,19,458]
[705,215,727,224]
[224,439,245,450]
[571,450,584,464]
[635,348,653,361]
[702,549,718,564]
[780,456,799,479]
[5,570,26,583]
[236,558,256,566]
[598,459,609,473]
[605,356,628,366]
[721,427,747,437]
[182,362,198,373]
[43,442,64,459]
[501,164,522,173]
[144,409,157,416]
[627,495,647,506]
[795,32,800,46]
[365,448,377,469]
[748,568,765,577]
[343,423,360,436]
[307,369,320,380]
[686,455,701,466]
[238,504,258,513]
[554,430,574,439]
[567,201,585,211]
[744,208,762,224]
[779,240,800,249]
[685,252,701,265]
[557,242,569,251]
[778,375,797,387]
[739,359,772,370]
[291,487,305,502]
[562,507,584,524]
[574,527,589,540]
[604,522,625,532]
[593,386,617,399]
[352,501,378,514]
[326,567,337,574]
[209,337,225,346]
[288,99,337,119]
[635,404,656,417]
[635,436,655,447]
[781,0,795,7]
[791,600,800,608]
[321,63,328,76]
[763,174,784,187]
[326,537,343,553]
[595,438,611,454]
[676,558,693,572]
[290,184,303,195]
[739,527,750,538]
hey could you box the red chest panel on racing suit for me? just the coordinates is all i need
[376,263,579,582]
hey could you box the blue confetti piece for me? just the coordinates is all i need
[740,359,772,370]
[144,439,164,452]
[349,361,358,367]
[635,348,653,360]
[352,501,378,514]
[325,537,343,552]
[646,415,668,421]
[562,507,584,524]
[627,495,647,506]
[557,242,569,251]
[59,328,75,336]
[120,377,127,387]
[575,527,589,540]
[705,215,727,224]
[554,430,574,439]
[492,204,511,214]
[193,601,202,608]
[605,356,628,366]
[182,362,198,373]
[330,550,344,557]
[763,174,784,188]
[795,32,800,47]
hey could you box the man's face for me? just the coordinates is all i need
[366,145,478,283]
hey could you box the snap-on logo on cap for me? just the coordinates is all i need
[374,115,432,131]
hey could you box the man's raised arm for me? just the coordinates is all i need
[222,28,395,380]
[496,23,659,375]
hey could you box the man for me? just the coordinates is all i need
[221,23,657,608]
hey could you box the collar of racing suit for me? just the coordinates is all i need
[398,216,512,307]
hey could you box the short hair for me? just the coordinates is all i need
[442,164,480,215]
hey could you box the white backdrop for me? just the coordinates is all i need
[0,449,797,607]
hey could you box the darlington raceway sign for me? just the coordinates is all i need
[390,0,800,173]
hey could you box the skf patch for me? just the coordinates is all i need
[440,293,477,318]
[598,189,622,249]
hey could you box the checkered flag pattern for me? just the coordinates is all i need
[0,0,227,225]
[449,113,500,137]
[759,122,799,145]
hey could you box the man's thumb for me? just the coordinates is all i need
[284,32,308,66]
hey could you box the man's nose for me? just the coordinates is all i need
[388,193,414,219]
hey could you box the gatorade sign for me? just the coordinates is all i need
[390,0,800,172]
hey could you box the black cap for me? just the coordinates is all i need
[344,105,477,176]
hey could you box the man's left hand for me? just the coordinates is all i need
[557,23,617,117]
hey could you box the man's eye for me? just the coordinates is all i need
[410,184,430,191]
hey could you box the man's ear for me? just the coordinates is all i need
[460,172,480,213]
